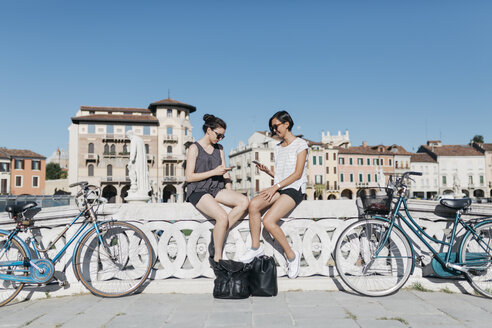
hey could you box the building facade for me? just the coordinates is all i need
[0,148,46,195]
[418,141,486,198]
[305,142,340,200]
[68,98,195,203]
[472,143,492,199]
[409,152,439,199]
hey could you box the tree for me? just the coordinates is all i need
[472,135,484,144]
[46,162,63,180]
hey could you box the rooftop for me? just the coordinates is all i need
[148,98,196,113]
[71,114,159,125]
[80,106,151,114]
[0,147,45,159]
[410,152,437,163]
[418,144,483,157]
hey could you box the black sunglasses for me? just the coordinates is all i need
[271,122,284,132]
[212,130,225,140]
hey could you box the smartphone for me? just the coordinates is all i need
[252,160,262,166]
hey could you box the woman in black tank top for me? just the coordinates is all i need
[185,114,249,262]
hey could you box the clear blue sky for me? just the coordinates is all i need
[1,0,491,159]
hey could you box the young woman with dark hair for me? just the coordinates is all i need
[185,114,249,262]
[240,110,308,279]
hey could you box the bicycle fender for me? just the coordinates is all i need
[371,216,417,275]
[458,219,492,264]
[71,220,115,281]
[0,229,32,259]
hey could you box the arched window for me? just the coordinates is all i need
[88,143,94,153]
[145,144,149,154]
[107,164,113,177]
[88,164,94,176]
[104,144,109,154]
[123,144,128,153]
[167,146,172,154]
[110,144,115,154]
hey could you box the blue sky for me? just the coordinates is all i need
[1,0,491,159]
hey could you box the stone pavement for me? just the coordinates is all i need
[0,290,491,328]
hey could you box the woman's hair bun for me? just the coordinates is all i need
[203,114,215,122]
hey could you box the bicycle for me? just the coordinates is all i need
[334,171,492,297]
[0,181,154,307]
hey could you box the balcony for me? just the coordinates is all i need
[103,151,130,158]
[163,135,178,143]
[161,154,186,162]
[162,176,186,183]
[103,176,130,183]
[355,182,369,187]
[84,153,99,161]
[103,134,128,142]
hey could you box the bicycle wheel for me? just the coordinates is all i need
[334,218,414,296]
[74,221,154,297]
[460,221,492,298]
[0,232,27,306]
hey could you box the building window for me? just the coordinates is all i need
[359,173,363,182]
[373,159,378,165]
[110,144,116,154]
[349,158,353,165]
[367,158,370,165]
[32,176,39,188]
[256,179,260,192]
[170,163,175,176]
[333,153,336,161]
[88,124,95,134]
[389,159,392,166]
[167,127,173,135]
[255,152,259,161]
[480,175,484,185]
[88,143,94,153]
[357,158,363,165]
[107,165,113,177]
[107,125,114,134]
[270,152,274,161]
[167,146,172,154]
[367,174,371,182]
[184,127,188,136]
[340,174,344,182]
[339,157,344,165]
[143,126,150,135]
[104,144,109,154]
[375,174,378,183]
[319,156,322,165]
[468,175,473,185]
[31,160,41,171]
[88,164,94,176]
[349,174,354,182]
[395,161,399,168]
[313,156,317,165]
[145,144,149,154]
[165,164,169,176]
[334,167,336,174]
[326,167,329,174]
[442,176,447,186]
[1,179,7,194]
[167,109,172,117]
[326,153,329,160]
[0,163,9,172]
[15,175,22,187]
[381,159,385,166]
[14,159,24,170]
[334,181,337,190]
[123,144,128,153]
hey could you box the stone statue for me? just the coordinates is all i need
[125,130,151,203]
[453,173,462,198]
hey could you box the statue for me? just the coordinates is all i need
[125,130,151,203]
[453,173,462,198]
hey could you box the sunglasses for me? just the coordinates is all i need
[271,122,284,132]
[212,130,225,140]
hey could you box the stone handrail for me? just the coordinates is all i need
[0,199,491,294]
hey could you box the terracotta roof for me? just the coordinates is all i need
[0,147,45,159]
[80,106,151,114]
[479,143,492,151]
[71,114,159,125]
[419,145,483,157]
[148,98,196,113]
[410,152,437,163]
[256,131,282,141]
[337,144,411,156]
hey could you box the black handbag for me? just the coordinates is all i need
[210,258,252,299]
[249,255,278,296]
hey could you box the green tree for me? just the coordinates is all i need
[472,135,484,143]
[46,162,63,180]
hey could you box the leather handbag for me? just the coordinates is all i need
[249,255,278,296]
[210,258,252,299]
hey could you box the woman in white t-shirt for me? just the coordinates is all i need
[240,111,308,279]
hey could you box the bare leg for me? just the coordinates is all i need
[195,194,229,261]
[262,195,297,260]
[215,189,249,227]
[248,193,280,248]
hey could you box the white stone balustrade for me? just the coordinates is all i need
[1,200,492,284]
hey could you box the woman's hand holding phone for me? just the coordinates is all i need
[252,160,269,173]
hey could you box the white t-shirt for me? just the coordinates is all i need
[274,137,308,193]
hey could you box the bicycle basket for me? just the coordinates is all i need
[357,187,394,215]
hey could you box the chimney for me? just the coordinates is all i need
[362,141,367,148]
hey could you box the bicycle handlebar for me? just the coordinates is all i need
[69,181,89,188]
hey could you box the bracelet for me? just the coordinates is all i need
[276,183,281,189]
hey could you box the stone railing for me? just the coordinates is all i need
[0,199,491,296]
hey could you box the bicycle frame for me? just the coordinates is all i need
[373,194,487,271]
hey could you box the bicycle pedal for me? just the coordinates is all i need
[58,280,69,287]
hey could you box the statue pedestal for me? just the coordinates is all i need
[125,193,151,203]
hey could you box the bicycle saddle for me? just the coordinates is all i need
[440,198,472,210]
[5,202,37,215]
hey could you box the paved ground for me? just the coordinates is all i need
[0,290,490,328]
